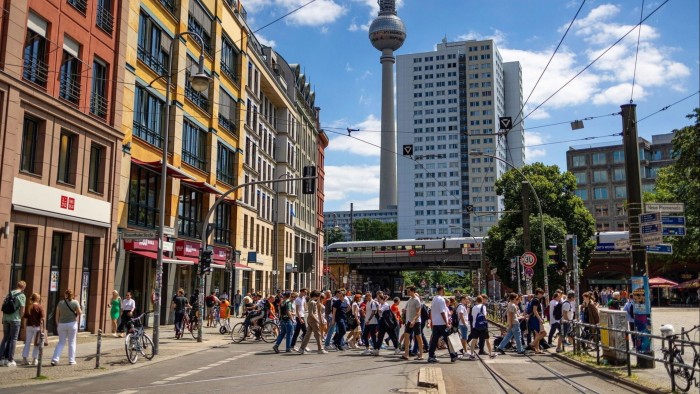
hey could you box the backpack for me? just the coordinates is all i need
[205,295,216,308]
[553,302,563,321]
[380,309,397,329]
[451,307,460,327]
[420,304,430,322]
[346,307,358,328]
[474,305,488,330]
[1,292,18,314]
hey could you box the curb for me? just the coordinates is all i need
[417,367,447,394]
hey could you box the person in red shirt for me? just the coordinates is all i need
[391,297,403,346]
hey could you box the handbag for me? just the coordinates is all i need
[64,299,78,316]
[34,329,49,347]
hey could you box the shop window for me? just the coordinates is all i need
[178,185,203,238]
[127,165,160,228]
[10,227,31,287]
[57,131,77,185]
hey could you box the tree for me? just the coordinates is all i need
[352,219,397,241]
[485,163,596,292]
[644,108,700,262]
[327,227,346,245]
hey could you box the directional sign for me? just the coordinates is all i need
[663,227,686,236]
[499,117,513,131]
[614,239,631,250]
[121,231,157,239]
[640,212,660,223]
[403,145,413,156]
[645,203,684,213]
[662,216,686,226]
[642,233,663,246]
[520,252,537,268]
[641,223,661,234]
[646,244,673,254]
[524,267,534,278]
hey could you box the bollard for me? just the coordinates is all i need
[36,331,45,378]
[625,327,631,377]
[95,329,102,369]
[668,335,675,392]
[595,324,600,365]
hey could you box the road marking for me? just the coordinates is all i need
[117,391,139,394]
[151,381,167,385]
[150,351,255,386]
[162,377,180,381]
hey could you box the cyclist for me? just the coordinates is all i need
[189,290,201,326]
[205,291,220,327]
[243,294,268,338]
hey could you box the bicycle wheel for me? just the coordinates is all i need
[219,324,228,335]
[190,319,200,340]
[260,321,278,343]
[141,334,155,360]
[231,323,247,343]
[125,334,138,364]
[664,350,692,392]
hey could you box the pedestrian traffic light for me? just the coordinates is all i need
[302,165,316,194]
[566,237,575,270]
[200,249,213,275]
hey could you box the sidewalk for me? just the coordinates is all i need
[0,321,239,389]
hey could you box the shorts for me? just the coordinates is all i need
[468,328,489,341]
[528,317,541,333]
[562,322,571,338]
[458,325,469,340]
[404,321,421,336]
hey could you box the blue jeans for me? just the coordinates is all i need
[333,320,347,348]
[174,310,185,334]
[324,319,336,347]
[498,324,524,353]
[0,321,21,362]
[233,303,240,316]
[275,319,295,350]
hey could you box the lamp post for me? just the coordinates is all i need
[152,32,211,354]
[273,173,297,292]
[470,150,549,297]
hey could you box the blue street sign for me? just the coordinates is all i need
[662,227,686,236]
[641,223,661,234]
[662,216,686,226]
[640,212,660,223]
[646,244,673,254]
[595,243,615,252]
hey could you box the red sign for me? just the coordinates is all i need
[408,249,416,257]
[60,196,67,209]
[123,238,158,252]
[175,239,200,258]
[212,246,230,262]
[59,196,76,211]
[520,252,538,268]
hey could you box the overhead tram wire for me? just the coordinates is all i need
[629,0,645,104]
[636,90,700,123]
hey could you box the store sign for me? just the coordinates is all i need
[123,238,158,252]
[175,239,200,257]
[212,246,230,262]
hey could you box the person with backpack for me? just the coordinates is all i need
[1,280,26,367]
[272,292,296,353]
[468,295,495,359]
[427,286,461,363]
[527,288,547,354]
[373,294,400,355]
[402,286,423,360]
[548,291,563,347]
[361,292,380,355]
[413,296,430,355]
[607,291,622,310]
[559,291,576,353]
[345,294,362,348]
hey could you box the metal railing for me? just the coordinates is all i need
[96,4,114,34]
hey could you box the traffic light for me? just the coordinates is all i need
[200,249,213,275]
[566,237,575,271]
[302,165,316,194]
[549,244,567,272]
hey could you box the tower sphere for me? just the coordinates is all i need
[368,13,406,51]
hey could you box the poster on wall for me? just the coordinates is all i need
[631,275,652,353]
[50,271,59,292]
[80,272,89,330]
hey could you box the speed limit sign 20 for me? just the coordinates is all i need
[520,252,537,268]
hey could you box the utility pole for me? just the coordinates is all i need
[621,103,654,368]
[350,203,355,241]
[521,182,533,294]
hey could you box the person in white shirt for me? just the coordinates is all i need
[116,292,135,338]
[456,296,470,354]
[362,292,380,355]
[548,291,562,346]
[427,286,460,363]
[560,291,576,352]
[468,295,495,359]
[373,294,400,355]
[291,288,308,352]
[402,286,423,360]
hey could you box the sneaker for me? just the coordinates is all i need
[497,348,506,355]
[324,345,336,351]
[489,353,497,359]
[318,350,328,354]
[305,347,310,352]
[393,348,402,355]
[373,349,380,356]
[292,347,299,352]
[0,359,6,367]
[22,357,29,365]
[69,362,77,366]
[32,359,38,366]
[285,349,291,353]
[51,361,57,366]
[273,344,280,354]
[362,349,373,355]
[298,349,305,355]
[427,357,439,363]
[556,348,564,353]
[451,354,463,362]
[6,361,16,367]
[468,354,476,360]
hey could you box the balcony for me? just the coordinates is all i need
[59,74,81,105]
[22,55,48,87]
[182,150,206,171]
[186,17,212,56]
[68,0,87,14]
[96,4,114,35]
[216,169,235,186]
[159,0,176,15]
[185,82,209,113]
[220,61,238,82]
[218,114,237,134]
[137,46,168,76]
[90,93,108,118]
[132,121,163,148]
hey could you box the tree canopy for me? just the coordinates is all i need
[352,218,397,241]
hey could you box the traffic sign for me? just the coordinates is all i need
[524,267,534,278]
[520,252,537,268]
[641,223,661,234]
[640,212,660,223]
[663,227,686,236]
[646,244,673,254]
[645,202,684,213]
[121,231,157,239]
[499,117,513,131]
[403,145,413,156]
[642,233,663,246]
[662,216,686,226]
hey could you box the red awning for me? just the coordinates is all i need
[235,263,253,271]
[128,250,195,265]
[176,256,199,264]
[130,158,194,180]
[181,180,222,195]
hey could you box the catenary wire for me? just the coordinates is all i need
[629,0,645,104]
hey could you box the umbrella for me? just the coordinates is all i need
[649,277,679,288]
[674,277,700,289]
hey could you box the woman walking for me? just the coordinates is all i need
[117,292,135,337]
[51,289,81,366]
[22,293,44,365]
[107,291,121,337]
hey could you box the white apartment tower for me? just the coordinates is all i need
[396,39,524,239]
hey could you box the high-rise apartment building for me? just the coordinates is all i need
[566,133,675,231]
[396,39,524,239]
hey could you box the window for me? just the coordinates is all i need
[57,131,76,184]
[10,228,30,286]
[185,56,209,112]
[217,143,236,185]
[178,185,203,238]
[593,187,608,200]
[572,155,586,167]
[137,11,171,75]
[88,143,104,193]
[214,202,232,245]
[592,170,608,183]
[59,37,81,104]
[575,189,588,200]
[613,150,624,163]
[21,116,42,174]
[188,0,213,55]
[218,88,237,134]
[613,168,625,181]
[127,164,160,228]
[68,0,88,14]
[182,120,207,170]
[573,172,586,184]
[592,152,606,165]
[90,58,108,118]
[221,35,239,81]
[96,0,114,34]
[23,13,49,87]
[595,204,609,217]
[615,203,627,216]
[614,186,626,198]
[133,85,165,148]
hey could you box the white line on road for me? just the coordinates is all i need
[149,351,255,386]
[117,391,139,394]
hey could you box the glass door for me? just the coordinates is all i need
[79,238,95,331]
[47,233,66,334]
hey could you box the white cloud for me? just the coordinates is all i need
[255,34,276,48]
[345,63,354,72]
[456,29,508,47]
[348,0,405,33]
[324,165,380,202]
[326,114,382,156]
[246,0,346,27]
[320,26,329,34]
[524,131,547,161]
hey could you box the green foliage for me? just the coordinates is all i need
[486,163,596,292]
[402,270,473,293]
[327,227,346,244]
[644,108,700,261]
[353,219,397,241]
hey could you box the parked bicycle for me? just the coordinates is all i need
[231,317,278,343]
[661,324,700,392]
[124,312,155,364]
[177,307,201,340]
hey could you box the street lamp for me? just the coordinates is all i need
[152,32,211,354]
[273,173,297,291]
[470,150,549,297]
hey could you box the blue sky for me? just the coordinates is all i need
[243,0,700,212]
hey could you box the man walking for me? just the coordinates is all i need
[331,289,349,351]
[548,291,562,346]
[496,293,524,355]
[427,286,460,363]
[560,291,576,352]
[291,288,308,352]
[402,286,423,360]
[233,290,242,317]
[299,291,326,354]
[273,292,296,353]
[1,281,26,367]
[362,292,380,355]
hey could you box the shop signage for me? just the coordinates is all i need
[212,246,230,262]
[175,239,200,257]
[123,238,158,252]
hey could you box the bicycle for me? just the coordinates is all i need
[661,324,700,392]
[208,305,220,328]
[231,316,278,343]
[124,312,155,364]
[177,307,200,340]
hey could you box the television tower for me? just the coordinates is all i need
[369,0,405,209]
